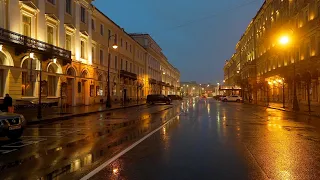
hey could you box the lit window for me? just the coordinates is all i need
[92,46,96,63]
[22,15,31,37]
[47,26,54,44]
[80,40,86,59]
[48,75,57,96]
[65,34,72,51]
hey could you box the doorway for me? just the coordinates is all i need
[67,78,74,106]
[82,80,87,105]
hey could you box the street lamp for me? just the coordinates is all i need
[106,34,118,108]
[278,34,299,111]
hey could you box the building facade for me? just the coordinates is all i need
[224,0,320,107]
[0,0,180,107]
[130,34,180,96]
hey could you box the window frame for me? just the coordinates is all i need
[80,6,86,23]
[66,0,72,15]
[100,24,104,36]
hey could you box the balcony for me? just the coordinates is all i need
[149,78,157,84]
[0,27,71,63]
[298,18,320,37]
[120,70,137,80]
[157,81,166,86]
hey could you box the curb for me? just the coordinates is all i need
[244,102,320,118]
[27,103,146,125]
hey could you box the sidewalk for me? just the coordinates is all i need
[16,101,146,125]
[247,101,320,117]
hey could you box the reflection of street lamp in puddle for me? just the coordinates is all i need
[113,168,119,175]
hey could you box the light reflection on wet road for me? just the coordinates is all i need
[1,98,320,180]
[0,103,180,180]
[91,98,320,180]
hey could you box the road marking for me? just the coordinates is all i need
[80,113,181,180]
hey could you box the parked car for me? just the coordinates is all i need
[219,96,227,101]
[147,95,172,105]
[168,95,183,100]
[0,111,26,140]
[222,95,243,102]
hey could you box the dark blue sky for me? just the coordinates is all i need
[93,0,264,83]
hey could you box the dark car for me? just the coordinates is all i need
[0,111,26,140]
[167,95,182,100]
[147,94,171,105]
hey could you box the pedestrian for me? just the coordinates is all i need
[3,94,13,112]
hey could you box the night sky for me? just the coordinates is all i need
[93,0,264,83]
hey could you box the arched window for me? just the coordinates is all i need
[81,70,88,78]
[47,64,58,96]
[21,58,38,97]
[67,67,76,76]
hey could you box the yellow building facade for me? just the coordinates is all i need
[224,0,320,107]
[0,0,180,107]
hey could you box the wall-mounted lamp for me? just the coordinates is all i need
[53,58,57,63]
[0,44,3,51]
[30,52,34,59]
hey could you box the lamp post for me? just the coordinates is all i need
[106,34,118,108]
[37,59,42,119]
[282,78,285,108]
[279,35,299,111]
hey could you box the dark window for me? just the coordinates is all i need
[100,24,104,36]
[126,42,128,50]
[100,50,103,65]
[48,0,55,5]
[114,34,117,44]
[66,0,72,14]
[120,59,123,70]
[125,61,128,71]
[91,19,95,30]
[80,6,86,23]
[130,45,132,52]
[121,38,123,47]
[115,56,118,69]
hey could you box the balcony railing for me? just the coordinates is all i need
[0,27,71,62]
[149,78,157,84]
[120,70,137,80]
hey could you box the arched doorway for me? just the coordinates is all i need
[66,67,76,106]
[21,56,40,97]
[46,63,61,97]
[80,70,89,105]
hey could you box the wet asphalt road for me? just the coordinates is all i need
[91,98,320,180]
[1,99,320,180]
[0,103,179,180]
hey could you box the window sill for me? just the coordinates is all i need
[21,96,36,99]
[47,96,59,99]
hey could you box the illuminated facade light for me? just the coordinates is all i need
[0,44,3,51]
[112,44,118,49]
[30,52,34,59]
[53,58,57,63]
